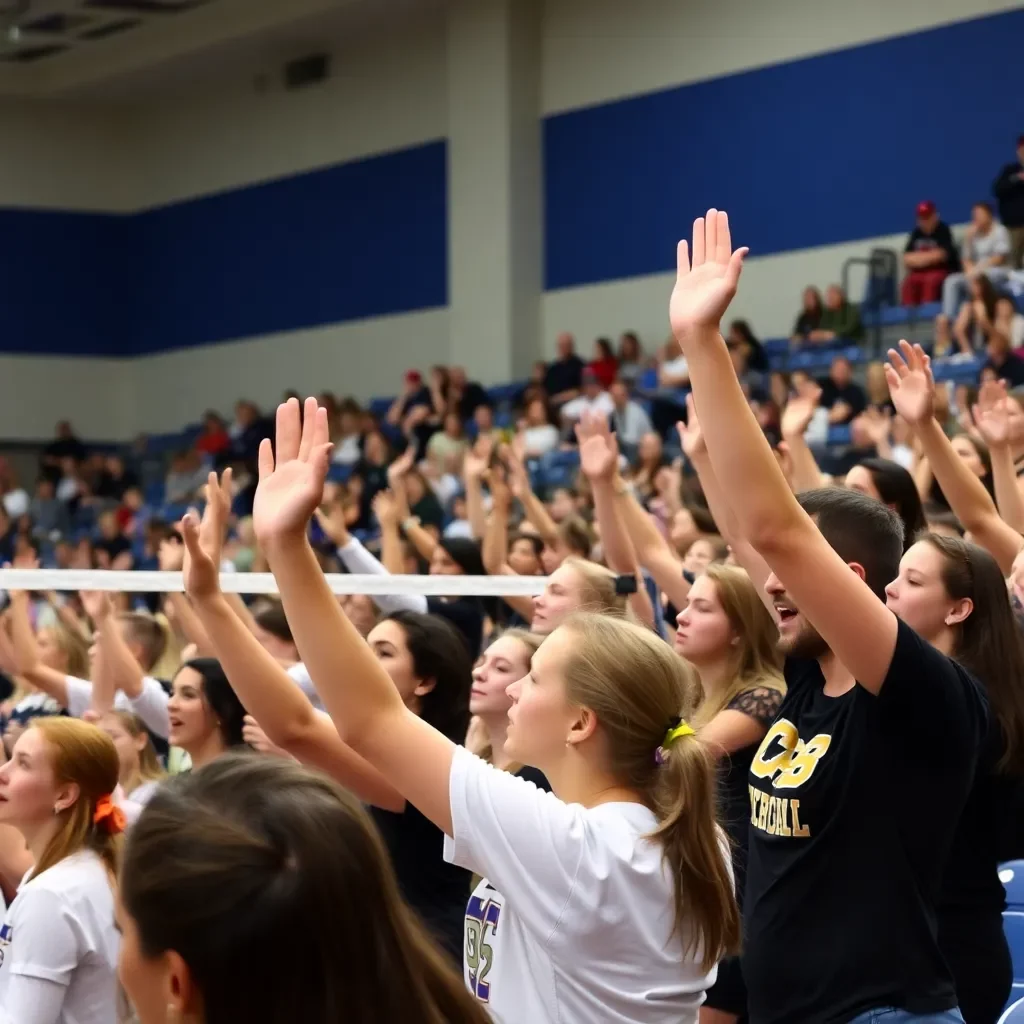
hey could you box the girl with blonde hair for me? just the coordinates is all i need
[673,563,785,1024]
[228,398,739,1022]
[0,717,123,1023]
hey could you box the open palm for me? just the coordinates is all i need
[575,410,618,480]
[181,469,232,600]
[884,341,935,427]
[781,385,822,440]
[676,394,705,460]
[252,398,333,545]
[973,380,1010,447]
[669,209,748,340]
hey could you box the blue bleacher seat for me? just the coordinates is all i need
[326,463,354,484]
[368,397,393,419]
[861,303,941,329]
[637,367,659,391]
[1000,996,1024,1023]
[764,339,790,357]
[932,357,982,385]
[487,381,525,405]
[826,424,852,446]
[1004,862,1024,910]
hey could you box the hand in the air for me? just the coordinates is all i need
[576,410,619,481]
[180,469,233,602]
[885,341,935,428]
[669,209,748,341]
[676,395,706,460]
[973,379,1011,448]
[780,383,823,441]
[252,398,333,546]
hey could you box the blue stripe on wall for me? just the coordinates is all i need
[0,140,447,356]
[544,9,1024,291]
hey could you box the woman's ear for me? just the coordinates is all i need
[944,597,974,627]
[567,706,598,748]
[413,677,438,699]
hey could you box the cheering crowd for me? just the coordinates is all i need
[0,209,1023,1024]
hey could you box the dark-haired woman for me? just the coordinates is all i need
[166,658,248,771]
[845,457,927,553]
[118,754,490,1024]
[176,472,473,957]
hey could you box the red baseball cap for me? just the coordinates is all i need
[404,369,422,386]
[916,200,936,218]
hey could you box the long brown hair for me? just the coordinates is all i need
[558,613,740,970]
[923,533,1024,774]
[43,618,90,679]
[561,557,629,617]
[690,565,785,730]
[121,754,489,1024]
[31,717,122,880]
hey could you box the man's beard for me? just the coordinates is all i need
[777,618,829,661]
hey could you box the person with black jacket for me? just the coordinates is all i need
[993,135,1024,268]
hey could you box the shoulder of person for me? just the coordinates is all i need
[20,849,108,901]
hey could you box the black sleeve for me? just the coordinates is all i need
[514,765,552,792]
[847,384,867,417]
[936,224,958,267]
[726,685,784,726]
[994,163,1019,197]
[875,618,987,759]
[904,228,920,253]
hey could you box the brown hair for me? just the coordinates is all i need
[558,516,594,559]
[690,565,785,729]
[558,613,740,970]
[104,710,165,795]
[43,619,90,679]
[121,754,490,1024]
[922,534,1024,774]
[118,612,177,677]
[31,717,122,880]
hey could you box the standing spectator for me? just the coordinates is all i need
[93,454,138,503]
[818,355,867,425]
[993,134,1024,268]
[790,286,824,343]
[194,411,230,460]
[810,284,863,343]
[617,331,645,386]
[40,421,86,479]
[942,202,1013,320]
[543,332,586,407]
[588,337,619,390]
[561,368,614,425]
[902,200,960,306]
[29,477,70,540]
[608,380,654,449]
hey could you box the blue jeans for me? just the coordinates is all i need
[848,1009,964,1024]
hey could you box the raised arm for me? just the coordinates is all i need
[888,345,1022,574]
[507,440,559,549]
[972,380,1024,538]
[388,449,438,563]
[779,384,826,493]
[7,590,70,708]
[577,412,655,629]
[672,210,898,693]
[480,470,535,621]
[462,439,492,540]
[255,399,456,834]
[181,470,407,811]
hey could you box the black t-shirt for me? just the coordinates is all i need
[543,355,585,398]
[96,535,132,563]
[370,801,470,959]
[904,222,961,273]
[717,685,785,907]
[742,620,987,1024]
[817,380,867,422]
[985,351,1024,389]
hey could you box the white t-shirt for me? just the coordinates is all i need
[0,851,119,1024]
[286,663,324,712]
[64,676,170,739]
[561,391,614,423]
[443,746,723,1023]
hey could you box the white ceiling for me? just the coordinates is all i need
[0,0,441,100]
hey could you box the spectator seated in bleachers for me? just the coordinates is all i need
[587,337,619,390]
[993,133,1024,270]
[543,331,586,408]
[808,283,864,344]
[616,331,645,386]
[194,410,230,460]
[818,354,867,426]
[790,285,824,344]
[519,397,559,458]
[943,201,1014,321]
[982,330,1024,389]
[902,200,960,307]
[560,367,614,427]
[608,379,653,450]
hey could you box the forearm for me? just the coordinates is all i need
[337,537,428,613]
[380,520,406,575]
[782,433,825,492]
[99,615,145,699]
[190,593,320,747]
[465,477,487,539]
[518,484,559,547]
[482,502,511,576]
[265,536,406,746]
[165,593,215,656]
[681,329,801,550]
[592,479,654,628]
[8,597,40,675]
[991,443,1024,535]
[406,523,438,563]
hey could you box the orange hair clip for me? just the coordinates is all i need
[93,794,127,835]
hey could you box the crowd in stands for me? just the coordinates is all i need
[0,144,1024,1024]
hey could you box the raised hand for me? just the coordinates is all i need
[314,502,350,547]
[885,341,935,428]
[676,394,706,460]
[463,437,493,483]
[372,490,400,530]
[180,469,233,602]
[857,405,892,447]
[158,536,185,573]
[972,379,1011,448]
[669,209,749,340]
[252,398,333,546]
[80,590,112,625]
[576,410,619,481]
[387,445,416,488]
[780,383,823,440]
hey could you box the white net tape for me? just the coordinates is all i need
[0,569,546,598]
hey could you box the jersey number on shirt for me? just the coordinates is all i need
[466,895,502,1002]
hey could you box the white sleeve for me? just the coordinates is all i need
[0,974,67,1024]
[128,678,170,739]
[443,746,583,942]
[336,538,428,614]
[286,664,324,712]
[6,886,78,992]
[62,676,93,719]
